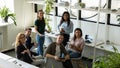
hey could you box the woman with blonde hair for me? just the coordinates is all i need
[15,33,44,66]
[15,32,33,63]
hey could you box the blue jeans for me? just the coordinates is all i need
[67,50,81,58]
[36,34,45,56]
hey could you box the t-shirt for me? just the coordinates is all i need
[55,45,60,57]
[69,37,84,53]
[34,19,45,34]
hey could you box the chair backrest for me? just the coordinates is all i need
[70,45,85,68]
[45,58,64,68]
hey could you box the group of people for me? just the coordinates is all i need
[15,9,84,68]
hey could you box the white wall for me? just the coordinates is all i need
[0,0,34,51]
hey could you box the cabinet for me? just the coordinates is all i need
[0,22,14,52]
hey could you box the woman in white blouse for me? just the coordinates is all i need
[58,11,73,46]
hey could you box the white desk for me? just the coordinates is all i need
[0,58,21,68]
[0,52,13,60]
[45,33,57,38]
[97,44,120,53]
[31,27,58,38]
[8,58,39,68]
[82,42,120,59]
[0,52,39,68]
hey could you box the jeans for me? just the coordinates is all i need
[68,50,81,58]
[62,34,70,46]
[36,34,45,56]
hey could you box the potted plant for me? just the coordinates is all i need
[79,2,85,8]
[116,15,120,24]
[0,6,17,26]
[44,0,54,32]
[93,46,120,68]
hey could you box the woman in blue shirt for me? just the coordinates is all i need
[58,11,73,46]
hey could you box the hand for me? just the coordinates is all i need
[34,43,38,47]
[54,56,60,61]
[39,34,44,36]
[26,49,30,54]
[70,44,74,48]
[22,50,28,54]
[60,28,65,33]
[46,30,50,33]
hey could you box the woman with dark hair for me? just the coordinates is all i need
[67,28,84,58]
[58,11,73,46]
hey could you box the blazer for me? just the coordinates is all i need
[25,36,34,50]
[16,44,33,63]
[45,42,68,57]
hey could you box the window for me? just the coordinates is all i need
[110,0,120,25]
[0,0,14,23]
[81,0,107,23]
[0,0,14,12]
[57,0,78,18]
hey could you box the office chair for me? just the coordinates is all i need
[65,42,85,68]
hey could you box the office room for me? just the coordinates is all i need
[0,0,120,68]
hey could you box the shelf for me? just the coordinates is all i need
[54,3,69,8]
[96,44,120,53]
[71,6,120,14]
[26,0,45,5]
[85,40,104,47]
[0,22,13,27]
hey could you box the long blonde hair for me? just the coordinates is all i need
[15,32,25,47]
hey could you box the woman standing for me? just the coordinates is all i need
[34,10,48,56]
[58,11,73,46]
[67,28,84,58]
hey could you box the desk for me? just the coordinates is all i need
[0,52,13,60]
[0,52,39,68]
[8,58,39,68]
[45,33,57,38]
[44,33,58,47]
[0,58,21,68]
[31,27,58,38]
[82,42,120,59]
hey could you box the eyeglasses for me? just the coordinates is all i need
[20,36,25,39]
[39,12,44,14]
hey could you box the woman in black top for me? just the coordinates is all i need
[34,10,47,56]
[15,33,43,66]
[15,33,33,63]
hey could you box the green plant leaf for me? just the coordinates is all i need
[93,47,120,68]
[9,16,17,26]
[0,6,17,26]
